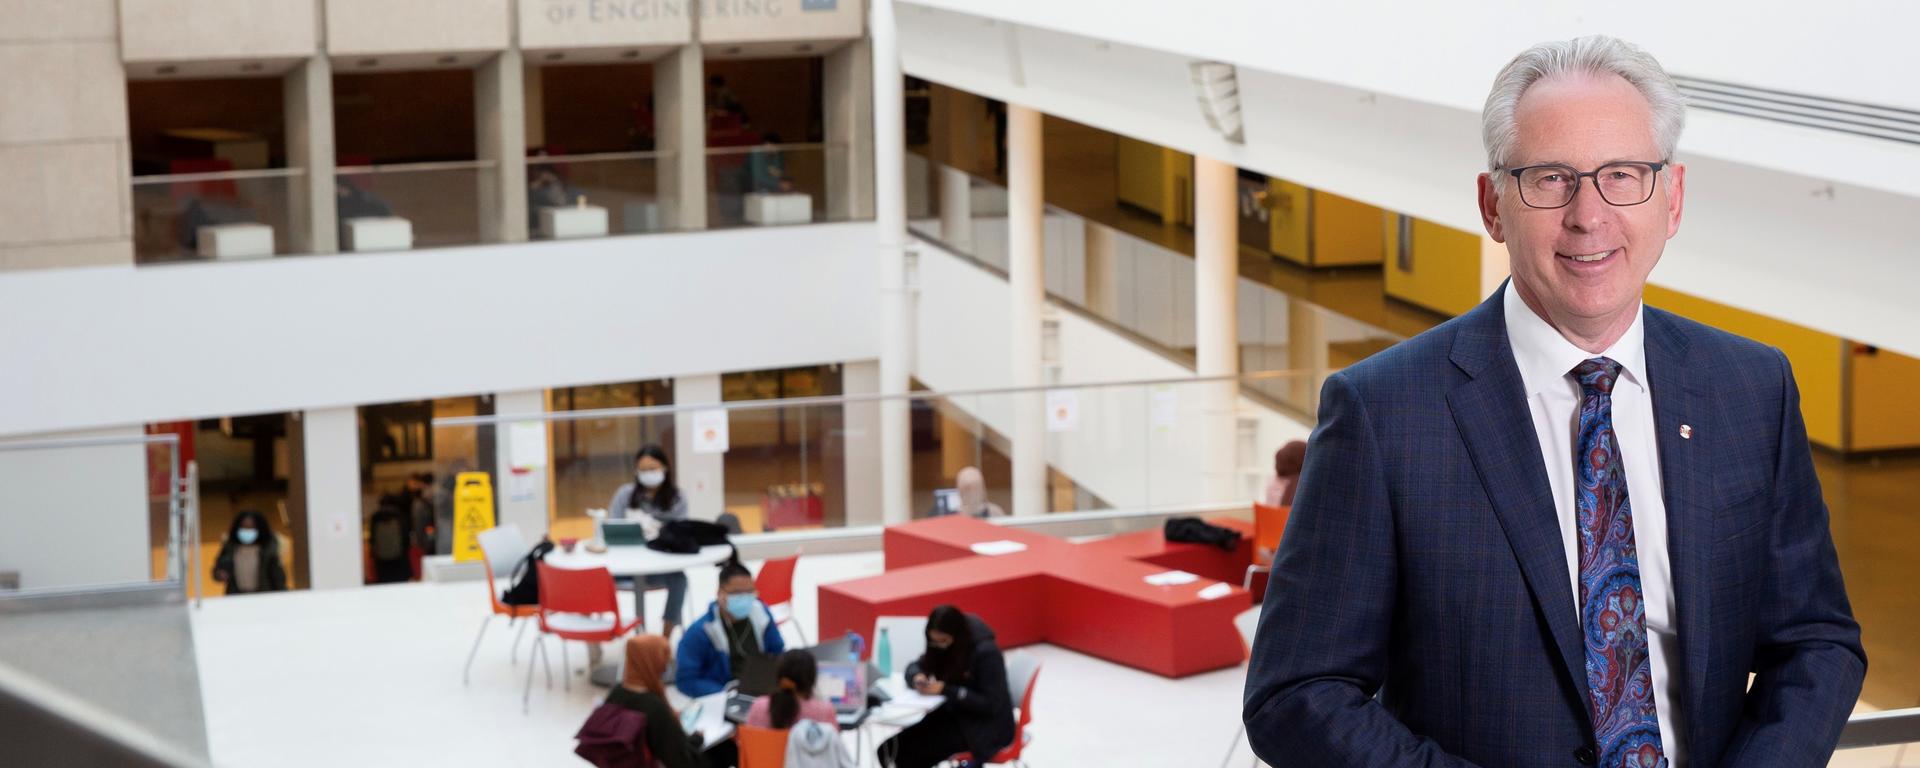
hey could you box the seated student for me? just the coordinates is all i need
[675,559,787,698]
[746,650,838,729]
[211,511,288,595]
[877,606,1015,768]
[599,635,708,768]
[926,467,1006,519]
[608,444,691,638]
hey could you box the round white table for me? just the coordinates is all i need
[543,543,734,576]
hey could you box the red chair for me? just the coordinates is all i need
[735,725,789,768]
[524,563,641,712]
[755,550,807,645]
[950,650,1041,767]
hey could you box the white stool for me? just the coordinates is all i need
[197,223,274,260]
[343,216,413,252]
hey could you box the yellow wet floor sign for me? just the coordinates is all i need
[452,472,497,563]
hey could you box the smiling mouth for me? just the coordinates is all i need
[1559,249,1617,263]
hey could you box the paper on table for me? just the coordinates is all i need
[1143,570,1200,586]
[1197,582,1234,600]
[876,677,947,711]
[969,539,1028,556]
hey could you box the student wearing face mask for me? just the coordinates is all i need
[211,510,288,596]
[609,444,692,638]
[674,559,787,698]
[878,605,1014,768]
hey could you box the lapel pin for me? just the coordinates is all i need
[1679,424,1693,440]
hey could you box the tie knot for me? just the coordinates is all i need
[1571,357,1623,396]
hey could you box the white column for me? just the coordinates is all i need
[303,406,363,590]
[840,361,884,526]
[873,0,913,525]
[654,44,708,230]
[1083,221,1117,317]
[938,166,973,252]
[1007,104,1046,516]
[1287,300,1328,414]
[476,51,529,243]
[824,38,875,221]
[671,374,727,520]
[284,56,337,255]
[1193,155,1240,502]
[492,389,551,538]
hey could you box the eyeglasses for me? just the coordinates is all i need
[1504,161,1666,209]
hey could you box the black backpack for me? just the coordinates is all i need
[646,520,733,555]
[502,539,555,606]
[1164,517,1244,552]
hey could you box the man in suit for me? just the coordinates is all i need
[1243,36,1864,767]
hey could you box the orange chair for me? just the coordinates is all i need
[756,550,807,645]
[735,724,790,768]
[462,525,540,686]
[1242,504,1290,593]
[950,650,1041,768]
[524,563,642,712]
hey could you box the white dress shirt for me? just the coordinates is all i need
[1503,286,1685,763]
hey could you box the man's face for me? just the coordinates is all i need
[1478,72,1686,332]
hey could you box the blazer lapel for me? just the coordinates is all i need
[1446,289,1593,722]
[1643,308,1713,744]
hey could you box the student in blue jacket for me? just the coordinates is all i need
[675,559,787,698]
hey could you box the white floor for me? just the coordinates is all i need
[190,551,1258,768]
[190,550,1912,768]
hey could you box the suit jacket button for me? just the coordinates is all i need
[1574,746,1596,765]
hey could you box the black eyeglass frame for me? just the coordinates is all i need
[1502,161,1668,209]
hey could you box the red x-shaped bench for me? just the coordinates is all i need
[818,515,1254,678]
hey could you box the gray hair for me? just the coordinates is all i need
[1481,35,1686,172]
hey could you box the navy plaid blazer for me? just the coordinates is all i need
[1243,286,1865,767]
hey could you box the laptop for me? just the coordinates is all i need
[599,519,647,547]
[816,661,868,718]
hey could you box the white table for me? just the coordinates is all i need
[540,205,610,239]
[543,543,734,576]
[343,216,413,252]
[197,223,274,260]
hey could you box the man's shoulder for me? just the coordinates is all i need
[1644,305,1789,390]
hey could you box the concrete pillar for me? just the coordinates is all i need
[524,62,546,151]
[492,389,551,538]
[1287,300,1328,415]
[302,406,363,590]
[938,166,973,251]
[873,0,913,525]
[824,38,875,221]
[671,374,726,520]
[839,361,883,526]
[476,50,529,244]
[1007,103,1046,516]
[654,44,707,230]
[284,56,337,255]
[1193,155,1239,502]
[1083,221,1117,317]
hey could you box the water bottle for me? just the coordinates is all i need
[847,632,865,663]
[877,627,893,677]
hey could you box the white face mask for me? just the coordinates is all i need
[637,470,666,489]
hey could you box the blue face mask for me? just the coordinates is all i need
[724,593,755,620]
[236,528,259,545]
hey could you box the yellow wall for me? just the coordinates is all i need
[1642,284,1844,449]
[1849,346,1920,451]
[1267,179,1311,264]
[1383,216,1482,317]
[1311,190,1386,266]
[1113,136,1191,225]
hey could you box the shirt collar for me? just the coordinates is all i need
[1501,281,1648,396]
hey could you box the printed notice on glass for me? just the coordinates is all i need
[509,421,548,471]
[1150,386,1178,431]
[692,409,730,454]
[1046,389,1080,433]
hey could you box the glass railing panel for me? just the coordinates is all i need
[527,151,665,238]
[131,169,301,264]
[0,435,184,595]
[335,160,493,250]
[706,143,849,230]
